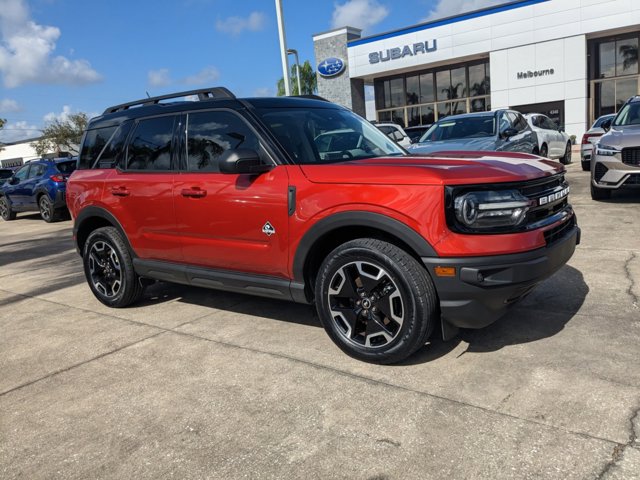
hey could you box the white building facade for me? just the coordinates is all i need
[314,0,640,139]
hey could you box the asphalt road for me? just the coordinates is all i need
[1,162,639,479]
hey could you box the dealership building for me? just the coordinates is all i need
[313,0,640,139]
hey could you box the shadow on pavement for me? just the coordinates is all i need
[400,265,589,365]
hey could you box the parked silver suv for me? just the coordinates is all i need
[591,96,640,200]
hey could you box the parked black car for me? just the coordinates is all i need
[407,110,539,155]
[0,158,76,222]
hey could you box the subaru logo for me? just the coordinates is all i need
[317,57,345,77]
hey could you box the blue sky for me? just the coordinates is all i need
[0,0,503,142]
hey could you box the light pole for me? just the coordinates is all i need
[275,0,290,96]
[287,48,302,96]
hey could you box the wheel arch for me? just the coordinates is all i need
[74,207,134,257]
[293,211,437,302]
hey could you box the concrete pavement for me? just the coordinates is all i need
[0,163,639,479]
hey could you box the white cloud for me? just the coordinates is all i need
[43,105,75,123]
[0,0,101,88]
[148,68,172,88]
[331,0,388,32]
[424,0,506,22]
[253,87,275,97]
[0,120,40,142]
[0,98,21,113]
[215,11,266,36]
[184,66,220,85]
[147,66,220,88]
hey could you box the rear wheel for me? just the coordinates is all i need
[83,226,143,307]
[315,238,438,364]
[591,182,611,200]
[540,143,548,158]
[560,142,572,165]
[38,195,62,223]
[0,196,16,221]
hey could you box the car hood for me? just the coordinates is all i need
[407,137,497,154]
[599,125,640,148]
[299,151,563,186]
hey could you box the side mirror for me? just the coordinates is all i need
[601,119,612,132]
[501,127,518,139]
[218,149,272,175]
[391,131,404,142]
[9,176,19,185]
[558,125,565,132]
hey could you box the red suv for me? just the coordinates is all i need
[67,88,580,364]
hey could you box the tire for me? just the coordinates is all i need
[83,226,143,307]
[532,146,540,155]
[581,160,590,171]
[560,142,572,165]
[0,196,16,221]
[315,238,438,364]
[38,195,62,223]
[591,182,611,200]
[540,143,548,158]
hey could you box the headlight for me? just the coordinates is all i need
[596,144,621,157]
[453,190,530,231]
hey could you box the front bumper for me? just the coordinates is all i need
[592,155,640,190]
[422,222,580,329]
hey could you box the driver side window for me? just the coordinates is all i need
[13,165,30,182]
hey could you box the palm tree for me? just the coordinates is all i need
[619,43,638,73]
[277,60,318,96]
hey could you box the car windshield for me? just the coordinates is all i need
[593,115,614,128]
[613,103,640,127]
[418,115,496,142]
[55,160,77,174]
[256,107,405,164]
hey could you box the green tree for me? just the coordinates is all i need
[31,112,88,156]
[277,60,317,96]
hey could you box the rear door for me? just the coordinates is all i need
[23,163,47,209]
[173,109,290,277]
[542,116,563,156]
[103,114,182,262]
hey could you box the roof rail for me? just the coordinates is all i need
[296,94,330,102]
[103,87,236,114]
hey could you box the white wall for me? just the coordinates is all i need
[0,141,41,164]
[490,35,587,138]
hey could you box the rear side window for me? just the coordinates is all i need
[126,116,176,171]
[78,126,117,169]
[185,111,261,172]
[28,164,46,178]
[55,161,77,174]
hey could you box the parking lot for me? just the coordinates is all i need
[0,162,639,479]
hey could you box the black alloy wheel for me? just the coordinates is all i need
[540,144,548,158]
[83,226,143,307]
[560,142,572,165]
[0,196,16,221]
[315,238,437,364]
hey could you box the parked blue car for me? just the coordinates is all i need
[0,158,76,222]
[406,110,539,155]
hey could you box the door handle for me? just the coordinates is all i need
[110,186,130,197]
[181,187,207,198]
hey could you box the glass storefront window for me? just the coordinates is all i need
[599,42,616,78]
[437,102,451,120]
[451,100,466,116]
[407,106,420,126]
[471,98,487,112]
[617,38,638,76]
[436,70,451,101]
[451,67,466,98]
[420,105,435,125]
[596,81,616,116]
[406,76,419,105]
[468,64,488,96]
[390,78,404,108]
[616,78,638,109]
[419,73,434,103]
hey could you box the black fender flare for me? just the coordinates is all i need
[74,206,135,257]
[292,211,437,282]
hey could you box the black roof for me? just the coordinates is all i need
[89,87,338,129]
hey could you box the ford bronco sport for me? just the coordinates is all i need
[67,88,580,364]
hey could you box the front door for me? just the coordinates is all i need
[173,110,290,278]
[4,164,31,209]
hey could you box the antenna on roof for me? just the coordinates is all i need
[145,91,151,98]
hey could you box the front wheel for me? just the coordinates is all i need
[540,143,548,158]
[560,142,572,165]
[0,196,16,221]
[83,226,143,307]
[315,238,438,364]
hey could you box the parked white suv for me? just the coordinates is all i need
[374,123,412,148]
[580,114,615,171]
[591,96,640,200]
[525,113,572,164]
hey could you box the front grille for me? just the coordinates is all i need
[520,174,569,227]
[594,163,608,183]
[624,174,640,185]
[622,148,640,166]
[544,216,575,245]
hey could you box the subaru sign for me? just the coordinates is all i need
[317,57,345,77]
